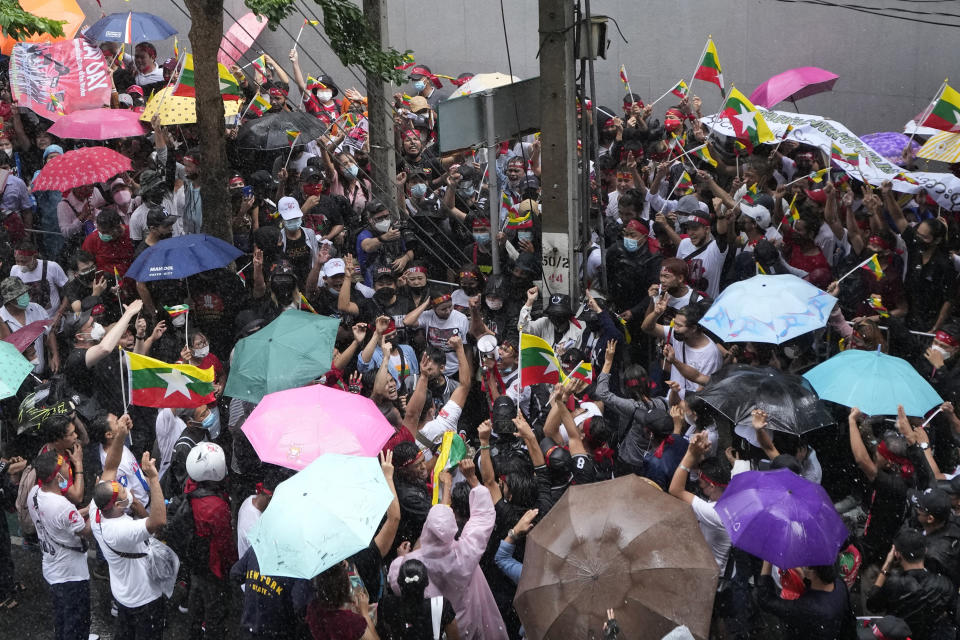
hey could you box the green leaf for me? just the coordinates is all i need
[0,0,66,41]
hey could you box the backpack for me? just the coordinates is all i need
[158,486,216,569]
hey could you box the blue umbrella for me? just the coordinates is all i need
[700,274,836,345]
[125,234,242,282]
[803,349,942,417]
[249,454,393,579]
[84,12,177,43]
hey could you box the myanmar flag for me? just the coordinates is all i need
[693,38,724,95]
[619,64,630,91]
[808,168,829,184]
[676,171,695,195]
[860,254,884,280]
[742,183,759,205]
[920,83,960,133]
[431,431,467,505]
[570,361,593,385]
[173,54,241,101]
[722,88,775,152]
[286,130,301,146]
[506,209,532,230]
[125,350,215,409]
[830,142,859,166]
[692,145,717,167]
[671,80,689,99]
[519,333,566,388]
[249,93,271,117]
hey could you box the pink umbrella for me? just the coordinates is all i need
[241,384,396,471]
[218,11,267,66]
[47,108,146,141]
[749,67,839,110]
[3,319,51,353]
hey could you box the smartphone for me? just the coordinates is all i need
[241,185,253,198]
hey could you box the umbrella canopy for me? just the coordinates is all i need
[235,111,329,150]
[125,234,242,283]
[748,66,839,109]
[697,365,834,438]
[917,131,960,164]
[0,0,84,54]
[218,11,267,65]
[225,310,340,404]
[448,73,519,98]
[47,108,146,141]
[85,12,177,43]
[3,319,50,353]
[803,349,942,417]
[515,475,718,640]
[241,383,395,470]
[30,146,131,192]
[700,274,836,345]
[0,341,33,400]
[861,132,921,167]
[139,87,242,126]
[249,454,393,579]
[715,469,848,568]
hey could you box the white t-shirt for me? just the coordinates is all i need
[558,401,603,444]
[129,194,184,241]
[237,495,264,561]
[691,496,731,571]
[27,486,89,584]
[135,67,164,87]
[676,237,726,299]
[669,334,723,398]
[417,309,469,375]
[0,302,50,373]
[11,259,68,315]
[99,445,151,510]
[155,409,185,481]
[419,399,463,449]
[91,508,162,607]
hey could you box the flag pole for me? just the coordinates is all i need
[283,132,301,169]
[836,253,878,284]
[292,20,307,54]
[118,347,127,410]
[648,84,677,109]
[908,78,947,147]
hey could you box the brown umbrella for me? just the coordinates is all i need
[514,475,719,640]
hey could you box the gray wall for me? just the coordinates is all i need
[91,0,955,134]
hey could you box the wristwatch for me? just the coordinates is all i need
[918,442,930,450]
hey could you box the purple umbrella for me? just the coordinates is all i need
[715,469,847,568]
[749,67,839,109]
[860,132,922,167]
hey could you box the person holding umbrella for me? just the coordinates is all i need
[757,557,857,639]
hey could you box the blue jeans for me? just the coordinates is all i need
[50,579,91,640]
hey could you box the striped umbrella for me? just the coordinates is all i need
[917,131,960,164]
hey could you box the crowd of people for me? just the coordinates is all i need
[0,27,959,640]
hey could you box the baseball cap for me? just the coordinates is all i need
[407,96,430,113]
[277,196,303,221]
[63,308,96,340]
[675,194,704,215]
[117,93,133,107]
[126,85,144,97]
[147,209,176,229]
[893,527,925,561]
[942,475,960,496]
[918,488,952,522]
[857,616,911,640]
[322,258,346,278]
[374,266,396,282]
[519,174,541,192]
[544,294,572,317]
[740,203,771,230]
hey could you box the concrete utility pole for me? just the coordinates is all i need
[538,0,579,300]
[363,0,398,213]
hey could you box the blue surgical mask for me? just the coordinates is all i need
[284,217,302,231]
[346,165,359,178]
[458,185,475,198]
[518,231,533,242]
[57,472,68,491]
[98,232,113,242]
[473,232,490,245]
[413,80,426,92]
[201,407,221,439]
[623,237,639,252]
[410,183,427,198]
[15,292,30,309]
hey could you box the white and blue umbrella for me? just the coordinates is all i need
[84,12,177,43]
[804,349,942,417]
[125,234,242,282]
[700,274,836,345]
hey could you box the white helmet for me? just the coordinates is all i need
[185,442,227,482]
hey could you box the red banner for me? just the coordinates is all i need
[9,39,113,119]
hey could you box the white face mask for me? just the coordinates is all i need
[486,298,503,311]
[374,219,392,234]
[317,90,333,102]
[87,322,106,342]
[193,346,209,359]
[172,314,186,328]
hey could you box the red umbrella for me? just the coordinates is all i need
[47,108,146,141]
[31,147,132,192]
[749,66,839,110]
[3,319,51,353]
[217,11,267,66]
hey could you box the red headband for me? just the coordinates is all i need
[39,454,65,485]
[877,441,915,479]
[700,471,728,488]
[432,294,451,305]
[15,249,37,258]
[183,155,197,165]
[936,331,959,348]
[229,176,245,188]
[402,129,420,140]
[95,481,122,523]
[869,235,891,251]
[871,624,910,640]
[625,219,649,235]
[400,450,424,467]
[459,271,477,280]
[255,482,273,496]
[544,444,568,466]
[269,87,287,98]
[406,266,427,274]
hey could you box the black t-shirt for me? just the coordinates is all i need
[348,542,385,602]
[902,226,957,330]
[376,593,455,640]
[64,347,124,416]
[283,231,312,285]
[303,194,347,238]
[63,276,92,306]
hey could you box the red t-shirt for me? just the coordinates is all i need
[306,605,366,640]
[81,225,135,277]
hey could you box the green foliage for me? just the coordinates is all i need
[0,0,65,41]
[246,0,411,84]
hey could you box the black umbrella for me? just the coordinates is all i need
[235,111,330,150]
[696,364,834,437]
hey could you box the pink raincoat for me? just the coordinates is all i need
[387,484,508,640]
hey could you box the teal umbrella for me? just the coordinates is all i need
[224,309,339,403]
[0,340,33,400]
[248,454,393,579]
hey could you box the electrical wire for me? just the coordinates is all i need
[771,0,960,28]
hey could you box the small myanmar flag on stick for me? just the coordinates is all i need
[304,18,319,26]
[676,171,695,195]
[671,79,689,99]
[286,129,301,146]
[164,304,189,318]
[570,361,593,385]
[742,183,759,205]
[693,37,724,95]
[721,87,775,152]
[919,82,960,133]
[619,64,630,91]
[125,350,215,409]
[691,144,717,167]
[808,168,830,184]
[861,253,884,280]
[431,431,467,505]
[519,333,566,388]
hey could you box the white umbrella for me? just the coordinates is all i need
[448,72,519,98]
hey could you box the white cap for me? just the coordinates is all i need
[323,258,346,278]
[117,93,133,107]
[740,203,771,230]
[277,196,303,221]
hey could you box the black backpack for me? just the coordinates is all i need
[159,486,217,568]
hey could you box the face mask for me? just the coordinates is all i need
[113,190,132,206]
[193,346,210,359]
[98,232,113,242]
[374,219,392,234]
[413,80,426,92]
[78,268,96,284]
[88,322,106,342]
[171,314,186,328]
[486,298,503,311]
[623,237,639,252]
[518,231,533,242]
[458,185,475,198]
[15,292,29,309]
[303,183,324,197]
[932,345,953,359]
[284,218,302,231]
[57,473,69,492]
[345,165,359,178]
[410,183,428,198]
[473,232,490,245]
[373,287,396,304]
[916,238,930,251]
[272,280,296,306]
[408,283,427,294]
[317,90,333,102]
[327,286,340,296]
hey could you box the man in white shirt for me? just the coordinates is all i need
[27,450,92,640]
[642,299,723,398]
[403,292,470,375]
[670,195,733,300]
[517,289,585,353]
[91,415,167,639]
[89,413,151,512]
[133,42,164,87]
[11,241,67,316]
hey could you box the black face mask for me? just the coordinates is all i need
[271,279,296,306]
[916,238,931,251]
[461,284,479,295]
[510,274,532,291]
[77,270,96,285]
[408,284,427,295]
[373,287,395,305]
[146,191,164,205]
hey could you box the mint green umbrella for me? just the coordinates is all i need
[0,340,33,400]
[224,309,339,403]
